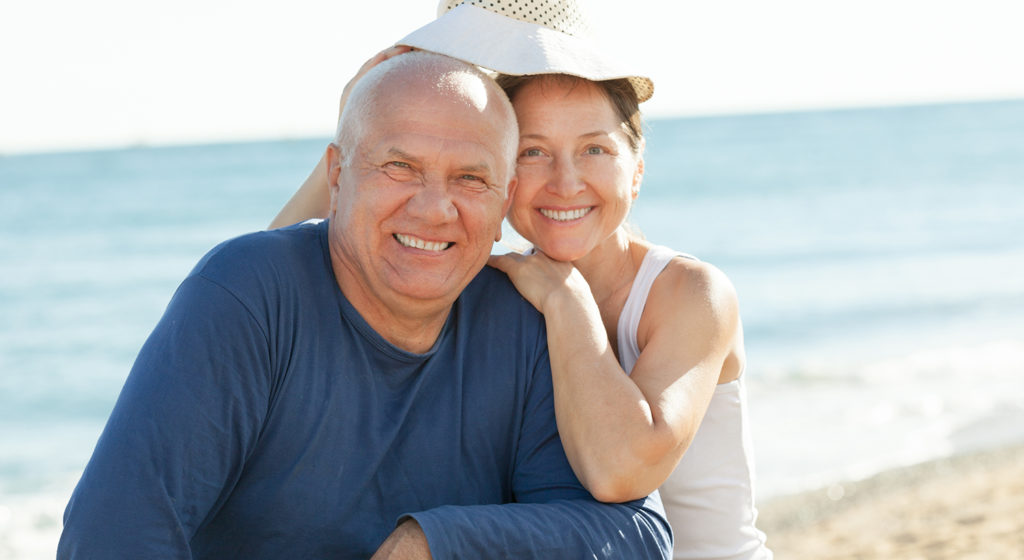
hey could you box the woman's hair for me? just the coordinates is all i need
[495,74,644,155]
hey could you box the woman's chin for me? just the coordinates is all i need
[533,241,591,263]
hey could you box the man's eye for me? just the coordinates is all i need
[381,162,416,182]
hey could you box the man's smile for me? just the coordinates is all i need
[394,233,453,252]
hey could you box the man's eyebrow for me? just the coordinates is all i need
[386,147,420,163]
[458,162,493,174]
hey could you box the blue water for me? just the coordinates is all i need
[3,99,1024,557]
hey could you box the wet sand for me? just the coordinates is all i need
[757,444,1024,559]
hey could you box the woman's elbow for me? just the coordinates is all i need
[584,472,659,503]
[582,433,684,503]
[581,447,669,503]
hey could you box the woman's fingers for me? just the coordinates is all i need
[487,253,521,273]
[488,251,584,313]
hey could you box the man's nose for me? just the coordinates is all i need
[407,179,458,224]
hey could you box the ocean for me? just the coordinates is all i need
[3,98,1024,557]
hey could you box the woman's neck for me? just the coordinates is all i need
[572,227,647,321]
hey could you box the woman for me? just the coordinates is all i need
[272,1,771,558]
[489,73,771,560]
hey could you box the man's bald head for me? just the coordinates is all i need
[335,51,518,178]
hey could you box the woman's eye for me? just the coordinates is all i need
[520,148,543,158]
[585,146,606,155]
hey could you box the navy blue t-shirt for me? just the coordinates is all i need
[58,220,671,558]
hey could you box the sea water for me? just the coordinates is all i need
[2,99,1023,557]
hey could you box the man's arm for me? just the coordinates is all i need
[401,347,672,558]
[58,274,272,558]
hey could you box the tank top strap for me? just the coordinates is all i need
[616,245,697,373]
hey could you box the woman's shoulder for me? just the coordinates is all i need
[629,241,744,382]
[629,241,731,293]
[641,243,739,327]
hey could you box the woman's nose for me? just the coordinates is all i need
[547,156,585,198]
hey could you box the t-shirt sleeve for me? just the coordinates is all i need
[406,345,673,558]
[57,274,273,558]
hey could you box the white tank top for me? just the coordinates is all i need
[617,245,772,560]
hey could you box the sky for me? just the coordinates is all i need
[2,0,1023,154]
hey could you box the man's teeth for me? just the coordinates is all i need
[539,207,591,221]
[395,234,451,252]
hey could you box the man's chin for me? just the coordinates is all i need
[385,272,471,305]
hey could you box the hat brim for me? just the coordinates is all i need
[396,4,653,102]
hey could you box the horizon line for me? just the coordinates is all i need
[5,95,1023,158]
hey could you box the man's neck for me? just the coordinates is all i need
[330,259,454,355]
[355,299,451,354]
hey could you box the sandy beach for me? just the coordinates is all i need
[757,443,1024,559]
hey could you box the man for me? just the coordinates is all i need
[58,52,671,558]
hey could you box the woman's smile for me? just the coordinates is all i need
[537,206,594,222]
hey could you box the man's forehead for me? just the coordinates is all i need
[375,78,501,127]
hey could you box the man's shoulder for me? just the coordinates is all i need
[191,220,327,280]
[465,265,534,307]
[460,265,546,331]
[181,220,329,308]
[452,265,551,391]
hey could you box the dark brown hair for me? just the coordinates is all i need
[496,74,644,154]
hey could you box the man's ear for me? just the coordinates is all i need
[326,143,342,214]
[496,175,519,242]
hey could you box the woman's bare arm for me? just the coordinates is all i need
[269,46,414,230]
[488,250,742,502]
[269,152,331,229]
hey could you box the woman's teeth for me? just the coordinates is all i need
[539,207,591,221]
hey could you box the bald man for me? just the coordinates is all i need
[58,52,671,559]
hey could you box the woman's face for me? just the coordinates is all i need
[506,77,643,262]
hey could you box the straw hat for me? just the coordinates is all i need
[396,0,654,102]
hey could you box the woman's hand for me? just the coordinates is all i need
[488,251,592,314]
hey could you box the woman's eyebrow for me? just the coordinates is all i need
[519,133,548,141]
[519,130,613,141]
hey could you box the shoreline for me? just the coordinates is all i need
[756,442,1024,558]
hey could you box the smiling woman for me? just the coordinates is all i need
[485,70,772,559]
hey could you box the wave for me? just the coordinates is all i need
[746,339,1024,498]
